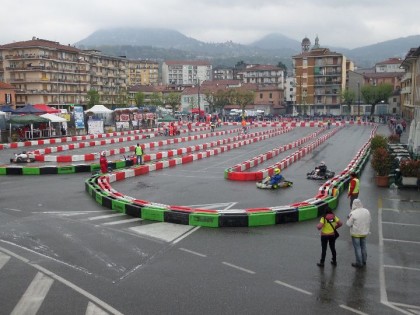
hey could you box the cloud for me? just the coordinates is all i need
[1,0,419,49]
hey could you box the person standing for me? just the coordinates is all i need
[99,151,108,173]
[316,208,342,267]
[347,172,360,209]
[135,143,144,165]
[346,199,371,268]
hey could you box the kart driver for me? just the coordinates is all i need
[270,168,284,186]
[315,161,327,177]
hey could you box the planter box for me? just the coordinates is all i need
[401,176,419,186]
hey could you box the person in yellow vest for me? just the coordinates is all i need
[316,208,342,267]
[347,172,360,209]
[135,143,144,165]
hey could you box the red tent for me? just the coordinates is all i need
[33,104,60,114]
[190,108,205,116]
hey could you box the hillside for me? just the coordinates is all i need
[75,28,420,68]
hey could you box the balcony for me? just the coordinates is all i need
[401,86,412,94]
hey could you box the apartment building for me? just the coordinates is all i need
[127,60,159,86]
[375,58,405,73]
[0,82,16,107]
[292,36,348,115]
[0,37,128,109]
[239,64,285,88]
[400,46,420,120]
[162,60,212,85]
[213,66,234,80]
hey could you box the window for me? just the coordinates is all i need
[260,93,263,99]
[269,93,272,99]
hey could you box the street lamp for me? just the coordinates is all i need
[357,82,361,117]
[197,78,201,122]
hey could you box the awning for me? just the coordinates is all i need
[40,113,67,123]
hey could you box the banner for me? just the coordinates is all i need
[74,106,85,129]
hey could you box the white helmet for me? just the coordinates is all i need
[101,151,106,156]
[320,161,325,166]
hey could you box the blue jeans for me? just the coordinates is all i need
[352,236,367,266]
[136,155,143,165]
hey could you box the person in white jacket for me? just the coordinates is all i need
[346,199,371,268]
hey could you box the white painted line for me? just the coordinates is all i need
[0,246,123,315]
[129,223,194,243]
[383,221,420,227]
[382,208,420,213]
[222,262,255,274]
[3,208,22,212]
[35,210,106,214]
[391,302,420,310]
[11,272,54,315]
[85,301,109,315]
[87,213,127,221]
[339,304,369,315]
[384,265,420,272]
[274,280,312,296]
[102,218,143,226]
[173,226,200,244]
[383,238,420,245]
[0,252,10,270]
[378,204,389,304]
[179,248,207,258]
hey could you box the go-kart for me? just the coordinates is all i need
[306,169,335,180]
[256,176,293,189]
[10,152,35,163]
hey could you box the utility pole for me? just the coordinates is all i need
[358,82,361,116]
[197,78,201,122]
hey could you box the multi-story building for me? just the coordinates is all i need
[284,76,297,111]
[400,46,420,120]
[0,37,128,109]
[161,60,212,85]
[292,36,348,115]
[375,58,405,73]
[212,66,234,80]
[239,64,285,88]
[0,82,16,107]
[127,60,159,86]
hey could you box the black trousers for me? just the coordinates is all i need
[320,234,337,263]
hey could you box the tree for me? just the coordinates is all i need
[229,89,255,118]
[86,90,100,109]
[149,92,163,109]
[277,61,287,73]
[341,88,356,114]
[163,92,181,115]
[134,92,145,107]
[203,89,230,114]
[361,83,394,116]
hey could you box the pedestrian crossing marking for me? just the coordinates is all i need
[11,272,54,315]
[0,252,10,270]
[85,301,109,315]
[129,222,194,243]
[102,218,143,226]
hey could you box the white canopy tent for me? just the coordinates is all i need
[40,113,67,137]
[85,105,113,126]
[85,105,113,114]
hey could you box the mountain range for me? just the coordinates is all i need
[75,28,420,69]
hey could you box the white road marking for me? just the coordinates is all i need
[0,252,10,270]
[3,208,22,212]
[173,226,200,244]
[383,238,420,245]
[274,280,312,296]
[85,301,109,315]
[179,248,207,257]
[382,208,420,213]
[11,272,54,315]
[339,304,369,315]
[382,221,420,227]
[222,262,255,274]
[87,213,127,221]
[102,218,143,226]
[384,265,420,272]
[0,246,123,315]
[378,205,389,304]
[34,210,106,214]
[129,222,194,243]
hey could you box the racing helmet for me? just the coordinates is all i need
[274,168,281,174]
[320,161,325,166]
[101,151,106,156]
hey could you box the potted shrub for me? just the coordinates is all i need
[399,159,420,186]
[371,147,393,187]
[370,134,388,151]
[388,134,400,144]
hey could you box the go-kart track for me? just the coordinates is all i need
[1,121,374,227]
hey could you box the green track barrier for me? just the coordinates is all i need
[248,212,275,227]
[337,182,345,193]
[0,167,7,175]
[22,167,41,175]
[90,164,100,171]
[189,213,219,227]
[324,196,338,210]
[115,161,126,169]
[224,169,229,179]
[57,166,75,174]
[95,192,104,204]
[298,205,318,221]
[111,199,129,213]
[141,207,167,222]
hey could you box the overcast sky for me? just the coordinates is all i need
[2,0,420,49]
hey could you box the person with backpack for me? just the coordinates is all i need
[316,208,343,267]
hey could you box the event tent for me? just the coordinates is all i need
[9,114,50,139]
[34,104,60,113]
[85,105,113,113]
[0,105,17,113]
[40,113,66,123]
[14,104,45,114]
